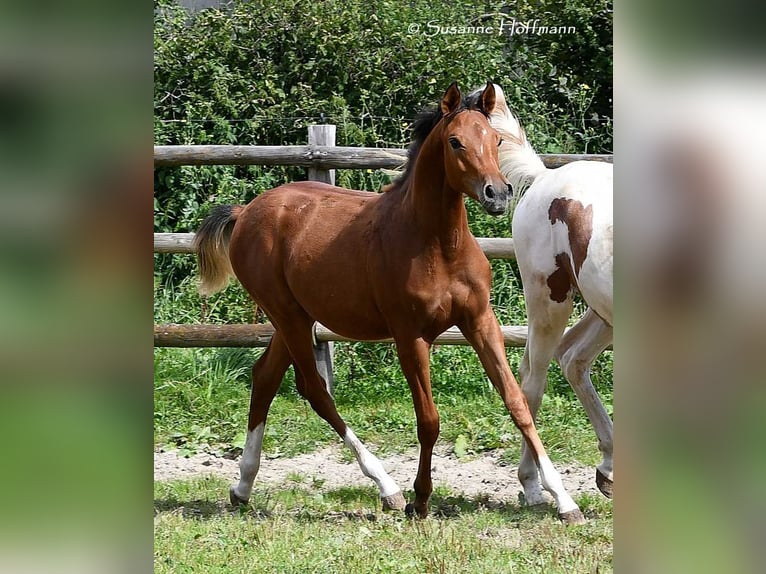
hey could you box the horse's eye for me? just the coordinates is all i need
[498,138,504,147]
[449,137,462,150]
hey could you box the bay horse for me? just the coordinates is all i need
[193,83,584,523]
[467,84,614,503]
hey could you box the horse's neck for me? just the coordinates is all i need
[404,140,470,255]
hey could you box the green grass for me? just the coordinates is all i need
[154,477,613,574]
[154,285,614,573]
[154,346,613,466]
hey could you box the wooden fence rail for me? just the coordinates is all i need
[154,323,532,348]
[154,144,612,170]
[154,232,515,258]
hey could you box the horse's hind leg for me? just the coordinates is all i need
[279,319,405,511]
[555,308,614,498]
[230,331,291,506]
[517,278,573,507]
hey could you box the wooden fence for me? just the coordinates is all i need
[154,145,612,170]
[154,126,613,390]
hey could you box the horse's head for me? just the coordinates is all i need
[465,83,543,198]
[439,82,511,216]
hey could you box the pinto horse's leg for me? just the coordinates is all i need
[460,308,585,524]
[516,282,573,508]
[230,331,292,506]
[393,337,438,518]
[555,308,614,498]
[279,320,405,511]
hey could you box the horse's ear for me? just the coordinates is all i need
[440,82,462,115]
[479,82,496,115]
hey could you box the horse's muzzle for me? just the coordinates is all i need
[480,182,511,216]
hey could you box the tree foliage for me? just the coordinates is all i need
[154,0,612,316]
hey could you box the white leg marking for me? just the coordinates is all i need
[518,445,553,506]
[232,423,265,502]
[343,427,400,497]
[537,455,579,514]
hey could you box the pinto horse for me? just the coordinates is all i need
[468,84,614,502]
[193,83,584,523]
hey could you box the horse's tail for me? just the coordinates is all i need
[486,85,547,195]
[194,204,244,296]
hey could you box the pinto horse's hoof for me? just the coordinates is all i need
[229,486,249,507]
[596,469,613,499]
[558,508,586,525]
[381,491,406,512]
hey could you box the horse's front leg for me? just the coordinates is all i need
[394,336,438,518]
[459,307,585,524]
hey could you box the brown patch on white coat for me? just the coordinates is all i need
[546,197,594,303]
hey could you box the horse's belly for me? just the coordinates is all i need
[291,279,392,341]
[280,225,391,340]
[314,314,392,342]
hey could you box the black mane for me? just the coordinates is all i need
[462,87,484,110]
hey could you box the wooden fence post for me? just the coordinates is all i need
[308,124,337,394]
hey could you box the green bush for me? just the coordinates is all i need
[154,0,613,231]
[153,0,613,406]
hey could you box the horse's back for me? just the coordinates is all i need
[513,161,613,322]
[233,181,378,248]
[230,179,379,273]
[228,181,390,338]
[242,181,377,218]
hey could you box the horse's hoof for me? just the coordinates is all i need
[381,491,406,511]
[404,502,428,519]
[558,508,586,525]
[229,486,249,507]
[596,469,613,499]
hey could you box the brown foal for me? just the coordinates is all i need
[193,82,584,523]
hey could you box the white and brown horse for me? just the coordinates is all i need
[468,84,614,502]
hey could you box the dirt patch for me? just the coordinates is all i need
[154,444,600,502]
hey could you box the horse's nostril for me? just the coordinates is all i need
[485,185,495,199]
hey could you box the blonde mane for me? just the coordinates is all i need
[487,84,547,198]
